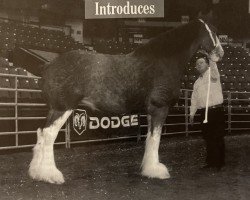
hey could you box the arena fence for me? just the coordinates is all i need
[0,72,250,150]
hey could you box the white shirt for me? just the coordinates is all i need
[190,62,223,116]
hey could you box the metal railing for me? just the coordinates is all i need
[0,72,250,150]
[0,72,67,150]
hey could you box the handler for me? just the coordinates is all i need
[189,52,226,170]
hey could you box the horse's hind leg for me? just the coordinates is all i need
[141,106,170,179]
[29,109,72,184]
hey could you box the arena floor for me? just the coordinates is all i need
[0,134,249,200]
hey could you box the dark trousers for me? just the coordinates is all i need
[199,106,226,167]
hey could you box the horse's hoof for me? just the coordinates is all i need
[29,166,65,184]
[142,162,170,179]
[45,169,65,184]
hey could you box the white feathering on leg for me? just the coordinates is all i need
[141,126,170,179]
[29,110,72,184]
[29,128,44,179]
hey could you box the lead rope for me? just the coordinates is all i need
[203,67,211,123]
[198,19,217,123]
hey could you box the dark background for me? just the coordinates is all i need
[0,0,249,38]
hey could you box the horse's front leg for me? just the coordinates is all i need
[141,105,170,179]
[29,109,72,184]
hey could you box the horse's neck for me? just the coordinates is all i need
[134,24,199,59]
[161,41,199,76]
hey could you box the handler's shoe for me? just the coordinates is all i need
[216,164,225,172]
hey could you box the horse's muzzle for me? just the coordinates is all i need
[209,47,224,62]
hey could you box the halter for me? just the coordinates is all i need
[198,19,216,47]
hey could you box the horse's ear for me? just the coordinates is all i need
[198,9,218,29]
[198,10,213,24]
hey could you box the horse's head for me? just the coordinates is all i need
[196,19,224,62]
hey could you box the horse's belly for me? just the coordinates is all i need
[80,92,128,115]
[81,87,146,115]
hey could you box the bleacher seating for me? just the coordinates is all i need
[94,39,136,54]
[0,20,86,58]
[0,67,9,74]
[181,44,250,93]
[0,77,11,100]
[0,63,44,103]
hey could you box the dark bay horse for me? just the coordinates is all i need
[28,19,224,184]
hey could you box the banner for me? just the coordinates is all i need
[85,0,164,19]
[71,108,139,139]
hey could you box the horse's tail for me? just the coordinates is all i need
[10,47,49,77]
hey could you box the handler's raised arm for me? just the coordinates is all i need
[209,61,220,82]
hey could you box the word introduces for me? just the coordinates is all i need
[95,1,155,16]
[89,115,139,129]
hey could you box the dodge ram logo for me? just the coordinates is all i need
[73,109,87,135]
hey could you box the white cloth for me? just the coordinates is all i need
[190,62,223,117]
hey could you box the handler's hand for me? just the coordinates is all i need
[189,115,194,126]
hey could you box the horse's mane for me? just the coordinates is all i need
[133,19,201,58]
